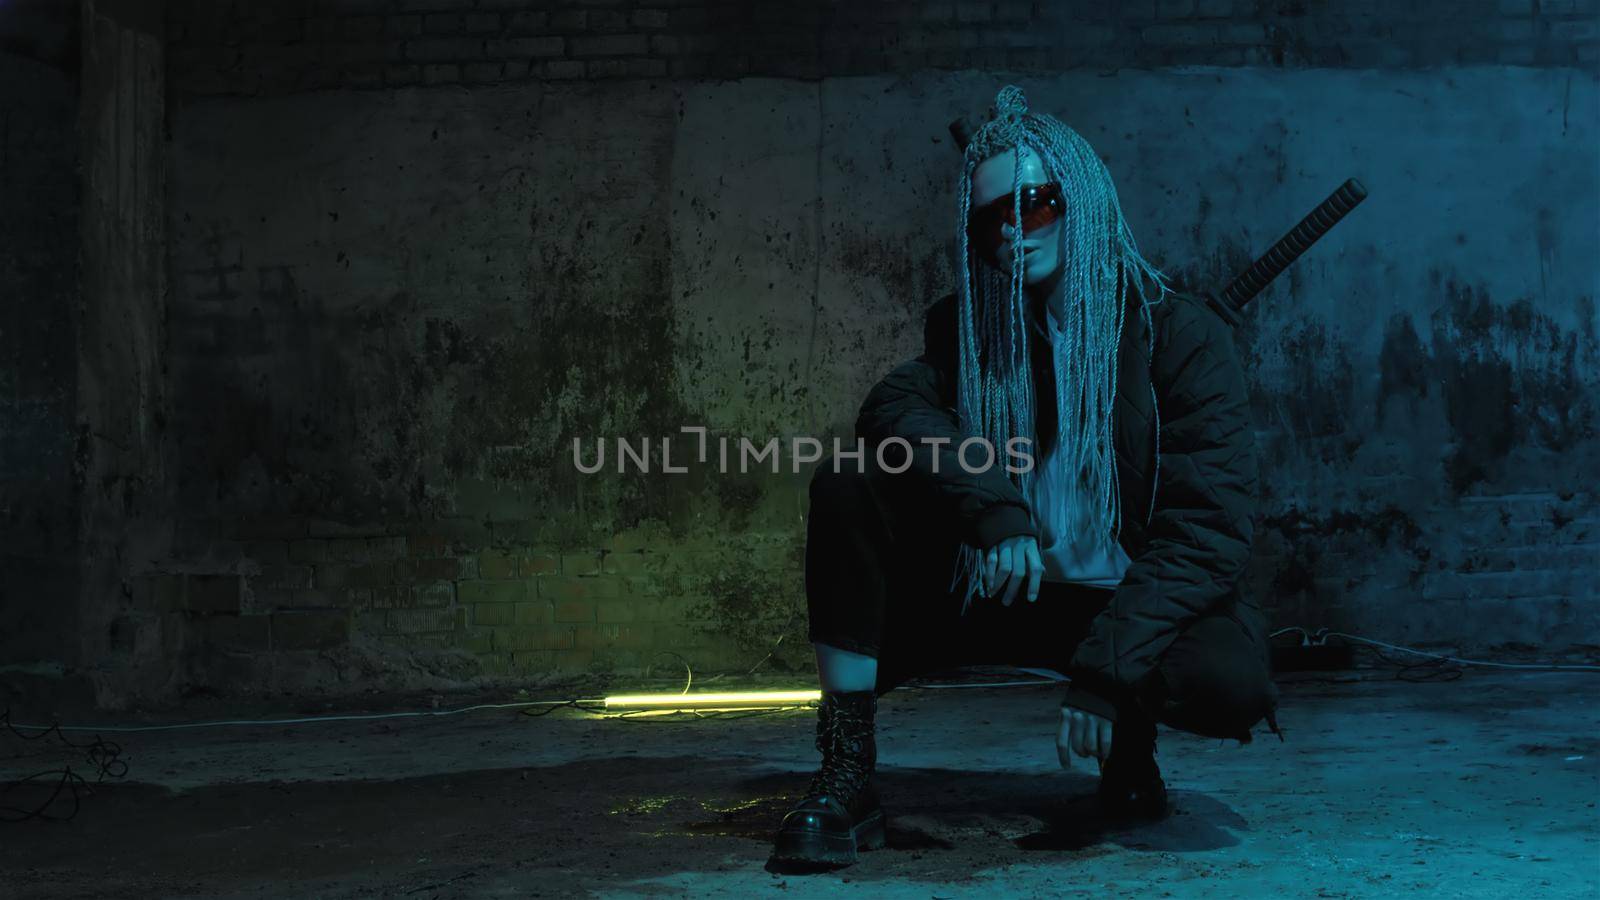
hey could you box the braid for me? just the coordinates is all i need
[949,85,1171,613]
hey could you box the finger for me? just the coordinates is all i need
[1070,713,1089,758]
[1000,549,1023,607]
[1024,541,1043,603]
[1097,718,1114,762]
[1056,714,1073,769]
[996,545,1014,602]
[983,548,999,596]
[1082,717,1101,761]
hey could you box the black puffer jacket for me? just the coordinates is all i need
[854,282,1269,722]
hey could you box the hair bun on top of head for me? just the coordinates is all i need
[992,84,1028,119]
[963,84,1030,156]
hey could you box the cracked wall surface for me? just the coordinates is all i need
[148,68,1598,703]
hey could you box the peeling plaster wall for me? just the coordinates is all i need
[703,69,1600,653]
[169,83,689,534]
[158,64,1597,694]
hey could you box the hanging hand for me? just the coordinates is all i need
[1056,706,1113,769]
[981,535,1044,606]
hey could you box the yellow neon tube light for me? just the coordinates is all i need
[603,690,820,710]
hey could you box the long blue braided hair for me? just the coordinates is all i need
[950,85,1171,612]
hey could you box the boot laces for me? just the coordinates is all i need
[807,703,873,800]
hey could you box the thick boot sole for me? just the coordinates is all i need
[1099,796,1170,822]
[1096,784,1170,823]
[769,808,887,869]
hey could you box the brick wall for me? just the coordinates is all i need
[132,522,797,685]
[167,0,1599,98]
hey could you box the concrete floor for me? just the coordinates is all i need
[2,669,1596,898]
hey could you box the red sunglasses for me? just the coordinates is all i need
[966,181,1065,255]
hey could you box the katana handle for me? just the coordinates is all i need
[949,116,976,153]
[1207,178,1368,325]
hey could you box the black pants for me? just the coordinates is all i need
[804,454,1278,742]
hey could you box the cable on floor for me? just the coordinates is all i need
[0,708,128,823]
[1271,627,1600,672]
[4,628,1593,736]
[4,697,607,734]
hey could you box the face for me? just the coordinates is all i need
[968,146,1064,286]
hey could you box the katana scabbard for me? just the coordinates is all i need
[1204,178,1369,327]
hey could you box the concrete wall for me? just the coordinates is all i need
[8,1,1597,704]
[0,0,173,709]
[160,64,1599,686]
[78,0,174,705]
[0,1,81,673]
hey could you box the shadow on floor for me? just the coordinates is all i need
[0,754,1250,895]
[707,767,1248,878]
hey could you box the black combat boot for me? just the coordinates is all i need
[1095,708,1169,821]
[769,689,886,868]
